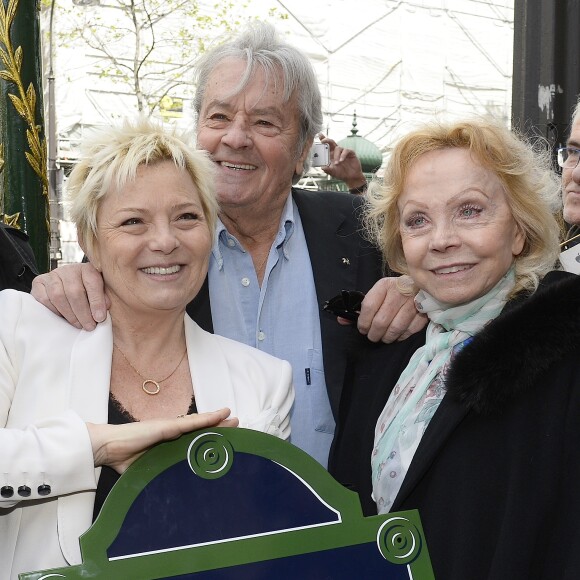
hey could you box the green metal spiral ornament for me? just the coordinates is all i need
[377,515,423,565]
[187,431,235,480]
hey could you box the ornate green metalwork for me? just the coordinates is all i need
[0,0,49,272]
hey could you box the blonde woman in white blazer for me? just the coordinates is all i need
[0,119,294,579]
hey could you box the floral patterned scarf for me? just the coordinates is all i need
[371,269,515,514]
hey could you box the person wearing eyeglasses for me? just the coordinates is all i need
[330,119,580,579]
[559,100,580,265]
[28,22,426,469]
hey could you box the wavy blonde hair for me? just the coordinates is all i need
[67,117,218,256]
[364,119,562,297]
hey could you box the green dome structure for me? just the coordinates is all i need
[337,112,383,175]
[298,112,383,192]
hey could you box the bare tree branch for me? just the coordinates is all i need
[50,0,284,117]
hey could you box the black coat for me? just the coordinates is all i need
[0,224,38,292]
[187,188,384,419]
[330,271,580,579]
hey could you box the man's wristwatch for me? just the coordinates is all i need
[348,182,368,195]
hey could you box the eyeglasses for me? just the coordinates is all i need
[322,290,365,322]
[557,146,580,169]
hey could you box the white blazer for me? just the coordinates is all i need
[0,290,294,579]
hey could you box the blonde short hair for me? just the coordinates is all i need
[67,117,218,255]
[365,119,562,297]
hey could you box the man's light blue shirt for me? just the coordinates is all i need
[208,194,335,467]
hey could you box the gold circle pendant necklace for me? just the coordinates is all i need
[114,343,187,395]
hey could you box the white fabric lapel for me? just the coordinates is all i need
[184,316,235,413]
[67,315,113,421]
[58,316,112,565]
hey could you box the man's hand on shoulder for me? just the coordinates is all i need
[354,276,427,343]
[30,262,109,330]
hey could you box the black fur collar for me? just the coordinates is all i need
[446,271,580,415]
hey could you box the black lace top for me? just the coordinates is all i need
[92,393,197,521]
